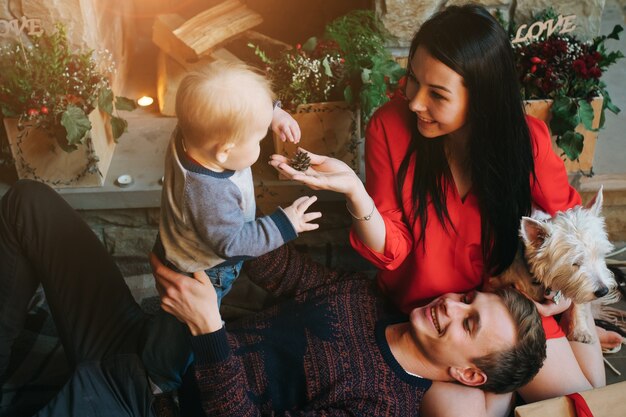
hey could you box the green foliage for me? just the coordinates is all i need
[513,11,623,163]
[61,105,92,149]
[0,23,135,152]
[250,10,404,125]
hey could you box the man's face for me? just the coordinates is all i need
[409,291,516,376]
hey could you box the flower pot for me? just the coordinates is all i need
[273,101,361,179]
[524,97,603,175]
[3,109,116,188]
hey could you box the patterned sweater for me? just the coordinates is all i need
[184,245,432,416]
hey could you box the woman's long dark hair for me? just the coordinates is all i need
[397,4,535,275]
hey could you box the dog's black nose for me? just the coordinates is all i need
[594,286,609,298]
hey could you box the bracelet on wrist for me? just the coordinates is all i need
[346,197,375,221]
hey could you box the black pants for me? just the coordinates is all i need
[0,180,164,416]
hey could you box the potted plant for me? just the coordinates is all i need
[0,24,136,187]
[509,9,623,176]
[250,10,405,175]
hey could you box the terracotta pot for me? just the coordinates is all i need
[3,109,116,188]
[524,96,603,175]
[273,101,362,178]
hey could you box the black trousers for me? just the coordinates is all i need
[0,180,160,416]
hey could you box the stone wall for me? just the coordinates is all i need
[376,0,607,48]
[0,0,133,92]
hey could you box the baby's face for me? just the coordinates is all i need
[221,104,273,171]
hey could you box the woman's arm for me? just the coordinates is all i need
[518,299,604,402]
[269,151,388,253]
[527,116,582,213]
[422,382,514,417]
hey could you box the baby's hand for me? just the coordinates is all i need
[272,107,301,143]
[282,196,322,233]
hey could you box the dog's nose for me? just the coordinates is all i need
[594,286,609,298]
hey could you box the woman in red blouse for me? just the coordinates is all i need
[271,4,608,415]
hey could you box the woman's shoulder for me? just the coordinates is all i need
[525,114,550,143]
[524,114,554,158]
[371,96,412,124]
[368,96,412,138]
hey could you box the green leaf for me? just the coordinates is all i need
[98,88,114,115]
[578,100,595,131]
[550,97,579,135]
[604,96,620,114]
[302,37,317,52]
[343,85,353,104]
[110,116,128,140]
[61,105,91,146]
[248,43,271,64]
[322,56,333,77]
[551,96,575,118]
[607,24,623,41]
[556,131,584,161]
[115,96,137,111]
[361,68,371,83]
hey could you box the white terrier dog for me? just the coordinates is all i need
[485,187,618,343]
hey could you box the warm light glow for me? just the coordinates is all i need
[137,96,154,107]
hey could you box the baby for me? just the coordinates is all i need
[154,60,320,304]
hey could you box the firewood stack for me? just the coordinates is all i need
[152,0,288,116]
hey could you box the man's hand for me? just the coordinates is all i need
[150,253,223,336]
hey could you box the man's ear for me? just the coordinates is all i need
[215,142,235,164]
[449,366,487,387]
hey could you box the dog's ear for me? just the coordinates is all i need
[585,186,603,216]
[520,217,549,248]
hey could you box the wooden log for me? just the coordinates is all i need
[152,0,262,65]
[183,4,263,59]
[152,14,193,66]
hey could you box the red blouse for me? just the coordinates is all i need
[350,96,581,313]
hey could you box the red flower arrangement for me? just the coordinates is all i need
[512,10,623,163]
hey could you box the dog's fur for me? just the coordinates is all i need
[485,188,618,343]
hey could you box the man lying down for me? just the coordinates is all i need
[152,244,546,417]
[0,181,546,417]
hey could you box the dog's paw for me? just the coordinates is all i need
[568,328,598,344]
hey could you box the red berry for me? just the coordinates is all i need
[40,106,49,115]
[296,43,302,50]
[27,108,39,117]
[530,56,542,64]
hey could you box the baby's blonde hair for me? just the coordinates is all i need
[175,60,274,146]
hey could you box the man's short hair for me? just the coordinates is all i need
[474,287,547,393]
[175,60,274,147]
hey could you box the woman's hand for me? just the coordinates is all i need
[532,290,572,317]
[150,253,223,336]
[269,149,362,197]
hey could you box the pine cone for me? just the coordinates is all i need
[289,150,311,171]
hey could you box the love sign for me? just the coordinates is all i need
[0,16,43,38]
[512,14,577,44]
